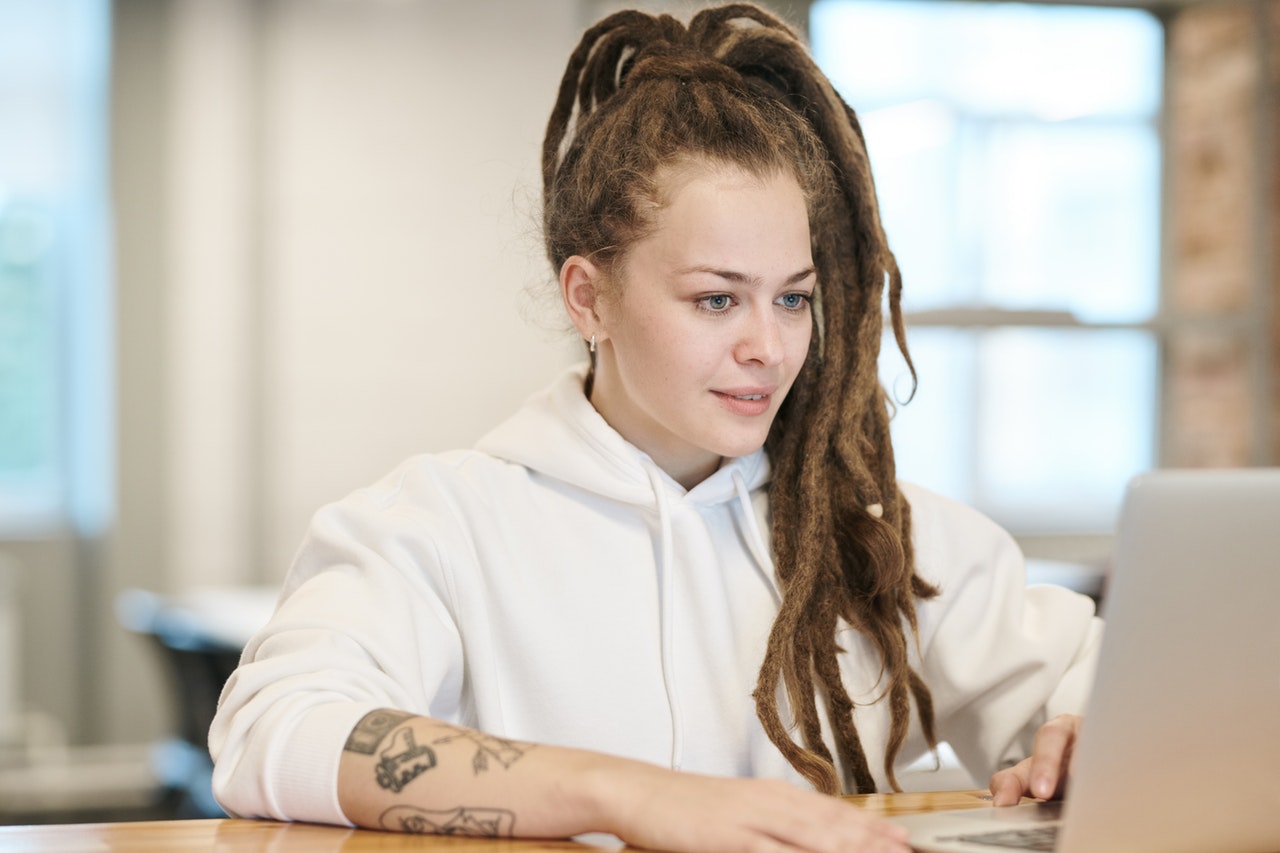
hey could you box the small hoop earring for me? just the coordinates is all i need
[589,334,597,354]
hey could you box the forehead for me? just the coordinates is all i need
[637,160,812,267]
[650,156,789,206]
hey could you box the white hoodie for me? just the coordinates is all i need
[209,366,1101,826]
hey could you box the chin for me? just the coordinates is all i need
[713,434,771,460]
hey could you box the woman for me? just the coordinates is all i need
[210,5,1100,852]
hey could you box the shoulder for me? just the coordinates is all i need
[293,450,537,579]
[899,480,1036,636]
[901,480,1020,581]
[354,449,535,514]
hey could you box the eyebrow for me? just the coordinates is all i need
[675,265,817,286]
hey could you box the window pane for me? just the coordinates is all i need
[981,122,1161,322]
[0,0,111,533]
[863,112,1161,320]
[0,207,63,524]
[811,0,1163,116]
[975,329,1157,529]
[881,328,1157,531]
[857,101,965,307]
[880,329,977,503]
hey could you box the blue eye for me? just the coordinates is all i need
[778,293,810,310]
[701,294,732,311]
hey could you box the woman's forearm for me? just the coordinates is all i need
[336,709,628,838]
[337,708,912,853]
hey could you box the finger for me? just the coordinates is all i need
[989,762,1030,807]
[1027,716,1078,800]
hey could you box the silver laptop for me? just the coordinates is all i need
[894,468,1280,852]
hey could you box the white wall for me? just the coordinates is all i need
[102,0,586,745]
[165,0,585,592]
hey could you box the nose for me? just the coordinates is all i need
[735,304,785,367]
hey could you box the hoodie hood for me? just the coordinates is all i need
[475,364,772,508]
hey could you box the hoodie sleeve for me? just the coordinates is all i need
[208,482,468,826]
[905,483,1104,785]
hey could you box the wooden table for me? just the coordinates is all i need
[0,790,995,851]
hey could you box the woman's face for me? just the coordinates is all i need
[588,161,815,489]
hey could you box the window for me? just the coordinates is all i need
[811,0,1164,532]
[0,0,112,535]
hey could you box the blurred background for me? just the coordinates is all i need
[0,0,1275,823]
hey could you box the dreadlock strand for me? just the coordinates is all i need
[885,270,918,410]
[789,621,835,771]
[881,668,914,792]
[810,631,876,793]
[780,505,831,708]
[753,612,839,794]
[909,668,939,751]
[543,12,644,181]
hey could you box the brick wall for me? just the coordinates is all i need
[1165,0,1278,466]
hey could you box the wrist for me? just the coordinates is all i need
[552,749,663,838]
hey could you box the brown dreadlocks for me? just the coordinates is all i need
[541,3,939,795]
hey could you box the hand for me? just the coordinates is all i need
[605,767,911,853]
[989,714,1081,807]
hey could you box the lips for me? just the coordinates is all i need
[715,386,776,399]
[712,388,775,416]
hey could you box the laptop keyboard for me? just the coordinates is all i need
[941,825,1060,850]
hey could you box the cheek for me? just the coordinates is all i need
[638,316,717,370]
[617,317,702,387]
[787,320,814,364]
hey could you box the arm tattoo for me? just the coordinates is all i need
[379,805,516,837]
[375,727,438,793]
[344,709,415,755]
[432,730,533,774]
[345,711,531,795]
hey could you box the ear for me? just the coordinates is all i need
[560,254,607,344]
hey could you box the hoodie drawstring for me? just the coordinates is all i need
[732,470,781,606]
[643,463,778,772]
[644,463,684,770]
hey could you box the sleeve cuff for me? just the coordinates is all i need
[270,700,383,827]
